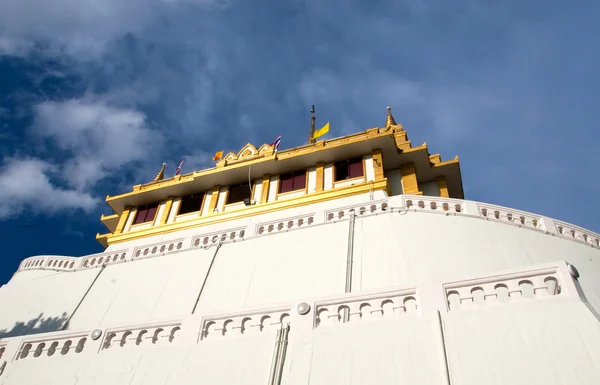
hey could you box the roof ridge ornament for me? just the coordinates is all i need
[153,163,166,182]
[385,106,397,127]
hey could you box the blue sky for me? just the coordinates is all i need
[1,0,599,284]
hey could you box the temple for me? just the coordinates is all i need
[1,107,599,384]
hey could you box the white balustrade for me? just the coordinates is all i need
[200,307,291,340]
[477,203,542,230]
[13,195,600,279]
[16,333,88,360]
[443,266,566,311]
[554,220,600,247]
[314,289,418,328]
[192,228,246,247]
[102,322,182,350]
[80,250,128,269]
[255,214,315,236]
[402,195,464,214]
[133,240,185,259]
[324,200,389,222]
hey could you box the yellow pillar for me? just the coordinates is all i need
[400,163,422,195]
[114,207,131,234]
[315,163,324,192]
[159,198,174,225]
[372,150,384,181]
[208,186,221,214]
[436,176,449,198]
[260,175,270,203]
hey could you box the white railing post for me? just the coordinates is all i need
[539,216,558,235]
[462,201,480,216]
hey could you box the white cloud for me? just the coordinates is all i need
[0,0,223,59]
[0,158,97,219]
[33,97,163,189]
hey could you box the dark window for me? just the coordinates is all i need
[334,157,364,181]
[133,202,159,224]
[178,194,204,215]
[279,170,307,194]
[227,183,252,205]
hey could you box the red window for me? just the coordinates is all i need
[334,157,364,181]
[178,194,204,215]
[279,170,306,194]
[133,202,159,224]
[227,183,252,204]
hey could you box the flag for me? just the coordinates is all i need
[312,122,329,140]
[213,151,224,161]
[175,160,184,175]
[270,135,282,153]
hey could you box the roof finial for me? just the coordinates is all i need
[153,163,166,182]
[386,106,397,127]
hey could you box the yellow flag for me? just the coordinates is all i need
[312,122,330,140]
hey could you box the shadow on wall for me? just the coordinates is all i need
[0,313,68,339]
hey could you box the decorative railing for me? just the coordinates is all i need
[101,321,182,350]
[444,266,565,311]
[191,228,246,247]
[0,261,585,366]
[554,220,600,247]
[81,250,128,269]
[314,289,418,327]
[201,307,291,340]
[477,203,541,230]
[13,195,600,275]
[324,200,389,222]
[402,196,463,214]
[255,214,315,236]
[15,333,88,360]
[133,240,184,259]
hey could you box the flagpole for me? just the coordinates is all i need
[309,105,316,144]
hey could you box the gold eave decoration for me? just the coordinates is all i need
[104,124,462,215]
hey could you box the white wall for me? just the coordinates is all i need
[66,248,216,329]
[283,314,449,385]
[352,213,600,312]
[323,163,333,190]
[0,269,99,338]
[3,193,600,385]
[268,176,278,202]
[443,300,600,385]
[194,222,349,315]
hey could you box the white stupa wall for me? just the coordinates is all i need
[2,192,600,384]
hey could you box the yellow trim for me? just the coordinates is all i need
[96,233,109,248]
[315,163,324,192]
[106,127,396,204]
[436,176,449,198]
[372,150,384,181]
[207,186,221,215]
[100,179,389,245]
[334,175,365,187]
[159,198,174,225]
[100,213,119,232]
[114,207,131,234]
[260,175,270,204]
[399,163,422,195]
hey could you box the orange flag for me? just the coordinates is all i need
[213,150,224,161]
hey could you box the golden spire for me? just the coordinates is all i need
[309,105,316,144]
[386,106,397,127]
[153,163,166,182]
